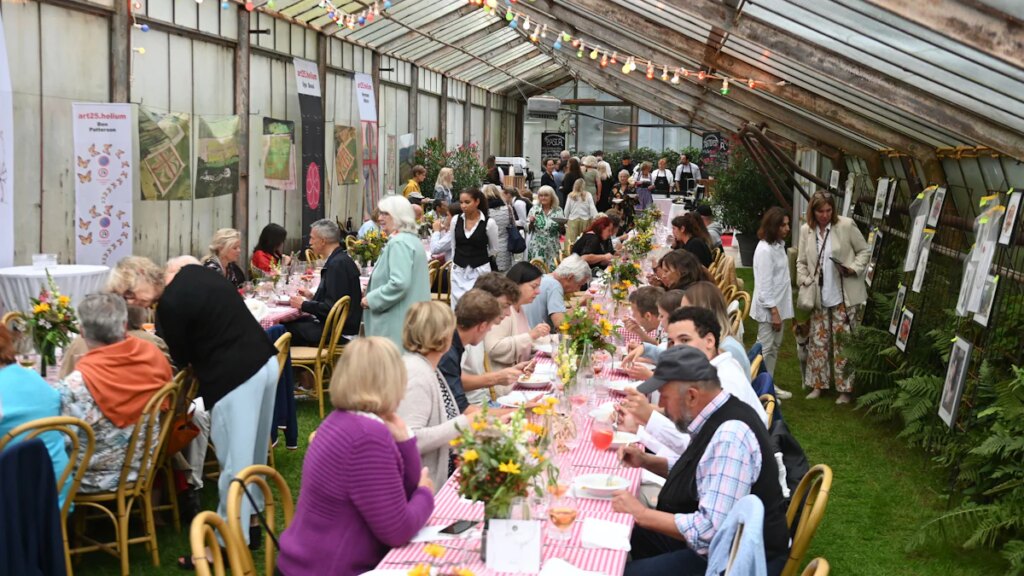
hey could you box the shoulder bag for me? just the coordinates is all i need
[796,227,829,311]
[506,205,527,254]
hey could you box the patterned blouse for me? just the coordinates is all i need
[203,256,246,289]
[436,368,460,476]
[55,372,157,493]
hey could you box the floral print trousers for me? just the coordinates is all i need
[805,304,858,393]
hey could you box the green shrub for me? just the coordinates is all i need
[413,138,487,198]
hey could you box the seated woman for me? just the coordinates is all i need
[681,281,752,378]
[484,262,551,371]
[654,249,714,292]
[572,216,618,269]
[251,223,291,274]
[276,337,434,575]
[397,302,483,490]
[203,228,247,288]
[0,324,70,508]
[56,293,172,494]
[669,213,714,267]
[60,303,169,379]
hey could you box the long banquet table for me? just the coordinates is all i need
[375,353,643,575]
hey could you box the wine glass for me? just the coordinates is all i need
[242,282,255,299]
[547,493,579,542]
[14,331,37,369]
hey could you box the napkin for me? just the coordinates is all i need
[244,298,268,321]
[539,558,607,576]
[579,518,632,551]
[641,469,666,487]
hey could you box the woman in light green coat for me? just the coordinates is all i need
[361,195,431,348]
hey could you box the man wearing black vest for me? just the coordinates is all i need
[613,345,789,576]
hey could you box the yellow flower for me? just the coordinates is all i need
[57,295,70,307]
[526,422,545,434]
[462,449,479,462]
[544,396,558,407]
[449,438,462,447]
[471,419,486,431]
[33,303,50,314]
[424,543,446,558]
[623,280,632,287]
[408,562,431,576]
[559,322,569,333]
[499,460,521,475]
[454,569,476,576]
[600,319,613,337]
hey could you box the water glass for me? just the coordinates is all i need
[547,494,579,542]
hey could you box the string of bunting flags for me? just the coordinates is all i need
[466,0,767,95]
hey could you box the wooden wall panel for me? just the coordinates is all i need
[190,41,234,256]
[248,54,273,253]
[165,34,193,260]
[130,29,171,261]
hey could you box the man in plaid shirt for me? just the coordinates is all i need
[612,346,790,576]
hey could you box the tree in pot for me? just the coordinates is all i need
[710,143,780,266]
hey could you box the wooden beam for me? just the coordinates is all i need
[374,4,478,52]
[861,0,1024,71]
[439,74,448,148]
[483,92,492,160]
[463,91,472,147]
[409,64,419,150]
[110,0,129,102]
[234,7,251,235]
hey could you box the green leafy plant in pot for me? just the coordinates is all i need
[710,141,779,266]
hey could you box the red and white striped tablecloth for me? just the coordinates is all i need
[258,305,302,329]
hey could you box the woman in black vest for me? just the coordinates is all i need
[450,188,498,308]
[652,157,674,198]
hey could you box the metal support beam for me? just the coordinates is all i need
[860,0,1024,71]
[409,65,419,150]
[110,0,129,102]
[446,39,527,78]
[463,93,472,147]
[439,75,448,148]
[416,21,507,69]
[375,4,478,53]
[483,92,492,160]
[234,7,251,234]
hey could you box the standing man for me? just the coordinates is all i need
[558,149,571,172]
[287,219,363,345]
[674,154,703,199]
[402,165,427,198]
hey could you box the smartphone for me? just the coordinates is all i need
[440,520,477,535]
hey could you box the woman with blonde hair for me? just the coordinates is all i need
[397,302,482,490]
[203,227,246,288]
[433,167,454,205]
[564,178,597,245]
[581,155,602,207]
[276,337,434,575]
[363,195,432,348]
[526,185,564,270]
[680,280,752,378]
[483,184,513,272]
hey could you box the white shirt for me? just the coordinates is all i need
[816,224,842,308]
[639,410,691,470]
[710,353,769,428]
[430,228,455,262]
[751,240,794,322]
[652,169,675,188]
[461,343,489,405]
[674,162,702,184]
[564,193,598,220]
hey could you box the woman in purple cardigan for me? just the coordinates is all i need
[275,337,435,576]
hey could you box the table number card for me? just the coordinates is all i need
[486,519,542,573]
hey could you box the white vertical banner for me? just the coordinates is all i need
[354,72,377,122]
[0,11,13,268]
[72,103,134,265]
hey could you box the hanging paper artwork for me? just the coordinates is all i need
[911,229,934,293]
[138,107,191,201]
[195,115,240,199]
[973,274,999,327]
[872,178,889,220]
[884,178,898,217]
[263,117,296,191]
[888,284,906,335]
[927,186,946,227]
[903,188,932,272]
[397,132,415,185]
[334,125,360,185]
[939,337,972,428]
[998,189,1020,246]
[385,133,397,195]
[865,227,883,288]
[895,308,913,352]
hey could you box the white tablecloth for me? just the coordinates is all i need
[0,265,110,314]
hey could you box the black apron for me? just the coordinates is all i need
[653,170,671,196]
[677,165,693,196]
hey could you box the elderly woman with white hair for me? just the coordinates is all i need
[526,185,564,271]
[203,228,246,288]
[362,195,432,349]
[522,254,592,329]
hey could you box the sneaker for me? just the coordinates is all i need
[286,444,299,451]
[775,387,793,400]
[836,393,853,405]
[806,389,822,399]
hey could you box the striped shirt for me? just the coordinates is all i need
[673,391,763,555]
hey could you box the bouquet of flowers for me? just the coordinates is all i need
[452,404,557,520]
[624,228,655,260]
[605,258,642,304]
[558,302,618,356]
[349,229,388,266]
[554,340,579,387]
[633,205,662,233]
[27,272,78,371]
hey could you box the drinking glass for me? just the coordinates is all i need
[590,419,614,451]
[242,282,255,299]
[547,494,579,542]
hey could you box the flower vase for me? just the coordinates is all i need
[35,339,54,378]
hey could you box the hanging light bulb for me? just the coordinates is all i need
[671,71,680,84]
[318,0,326,7]
[697,70,706,81]
[661,65,669,81]
[720,78,729,95]
[646,62,655,80]
[267,0,275,7]
[505,10,513,20]
[523,16,530,31]
[600,53,609,68]
[553,38,562,50]
[629,58,637,72]
[220,0,229,9]
[571,38,580,48]
[622,59,631,74]
[509,17,518,28]
[529,30,538,42]
[195,0,204,4]
[133,46,146,55]
[609,52,617,65]
[373,2,380,16]
[540,24,547,38]
[747,78,756,89]
[577,44,584,58]
[682,68,690,77]
[383,0,391,8]
[589,47,599,60]
[562,31,571,42]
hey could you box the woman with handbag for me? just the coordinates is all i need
[527,186,564,271]
[796,190,870,404]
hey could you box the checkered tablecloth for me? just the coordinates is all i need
[376,353,643,575]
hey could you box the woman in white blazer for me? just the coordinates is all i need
[796,190,870,404]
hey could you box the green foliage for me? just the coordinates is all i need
[412,138,487,198]
[709,143,778,234]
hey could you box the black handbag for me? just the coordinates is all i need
[506,205,527,254]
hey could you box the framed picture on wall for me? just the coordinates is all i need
[872,178,889,219]
[998,190,1021,246]
[927,186,947,227]
[973,275,999,327]
[939,338,972,428]
[895,308,913,352]
[889,284,907,335]
[884,178,898,217]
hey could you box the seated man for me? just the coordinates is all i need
[438,289,503,412]
[287,219,363,346]
[461,273,529,406]
[56,293,172,494]
[613,345,789,576]
[522,254,591,330]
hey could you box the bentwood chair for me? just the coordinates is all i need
[782,465,834,576]
[1,310,25,330]
[70,379,180,576]
[291,296,349,419]
[227,465,295,576]
[427,259,441,293]
[189,511,248,576]
[436,262,453,305]
[530,258,549,273]
[729,291,751,335]
[266,333,292,469]
[800,558,830,576]
[760,394,776,428]
[0,416,96,576]
[750,354,764,382]
[305,248,316,264]
[155,370,198,533]
[344,236,359,254]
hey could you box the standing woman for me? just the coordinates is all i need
[612,169,636,230]
[581,155,601,207]
[363,195,432,349]
[797,190,870,404]
[483,185,513,272]
[526,185,564,271]
[450,188,499,307]
[564,179,598,246]
[251,223,292,274]
[559,157,583,207]
[669,213,714,267]
[635,162,654,210]
[203,228,246,288]
[596,158,615,213]
[433,167,454,206]
[752,207,793,381]
[651,157,675,198]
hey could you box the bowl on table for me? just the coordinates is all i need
[575,473,631,498]
[605,379,644,394]
[609,431,639,449]
[517,373,551,389]
[495,391,549,407]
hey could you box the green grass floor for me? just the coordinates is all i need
[74,268,1005,575]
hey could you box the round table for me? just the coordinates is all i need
[0,265,110,314]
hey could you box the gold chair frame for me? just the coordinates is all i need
[530,258,549,273]
[729,291,751,335]
[69,378,180,576]
[782,465,834,576]
[154,370,198,533]
[750,354,764,381]
[267,333,292,468]
[189,511,249,576]
[800,558,830,576]
[291,296,350,419]
[427,259,441,293]
[227,465,295,576]
[1,310,25,329]
[0,416,96,576]
[344,236,358,254]
[760,393,776,428]
[435,261,453,305]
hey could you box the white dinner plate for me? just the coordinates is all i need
[533,342,555,355]
[605,379,643,394]
[588,401,616,422]
[575,473,631,498]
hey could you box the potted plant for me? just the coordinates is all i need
[710,143,779,266]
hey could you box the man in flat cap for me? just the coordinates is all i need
[613,345,790,576]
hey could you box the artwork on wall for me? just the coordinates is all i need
[872,178,889,220]
[888,284,907,335]
[999,189,1020,246]
[973,274,999,327]
[334,125,360,185]
[927,186,946,227]
[398,132,415,186]
[138,106,191,201]
[911,229,934,293]
[939,337,972,428]
[262,118,296,191]
[895,308,913,352]
[865,227,883,288]
[195,115,240,199]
